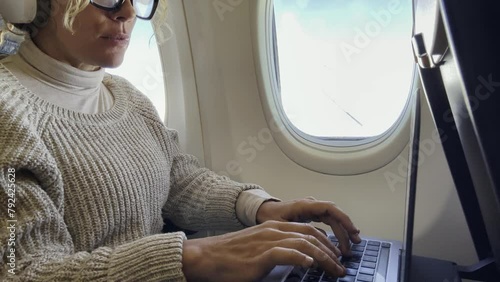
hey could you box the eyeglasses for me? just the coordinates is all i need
[90,0,159,20]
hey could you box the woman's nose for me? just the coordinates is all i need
[111,0,136,22]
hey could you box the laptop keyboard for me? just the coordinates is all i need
[284,235,392,282]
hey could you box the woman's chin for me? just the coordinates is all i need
[99,57,126,69]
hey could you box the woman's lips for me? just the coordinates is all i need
[100,34,130,46]
[102,34,130,40]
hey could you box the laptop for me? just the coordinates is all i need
[261,90,421,282]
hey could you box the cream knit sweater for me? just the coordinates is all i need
[0,63,265,281]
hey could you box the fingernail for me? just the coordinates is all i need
[337,264,345,275]
[313,260,319,269]
[304,256,314,268]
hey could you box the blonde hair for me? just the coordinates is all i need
[13,0,167,36]
[62,0,168,32]
[10,0,89,36]
[63,0,90,33]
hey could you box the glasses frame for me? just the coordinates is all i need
[89,0,159,20]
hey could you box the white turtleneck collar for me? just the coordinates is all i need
[19,39,106,92]
[1,39,114,114]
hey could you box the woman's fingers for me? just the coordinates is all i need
[280,237,344,273]
[314,202,360,237]
[262,247,314,269]
[269,221,341,257]
[278,234,340,264]
[257,198,361,258]
[184,219,355,282]
[302,201,360,255]
[262,242,346,277]
[287,200,361,250]
[255,221,347,276]
[318,206,361,255]
[322,203,361,244]
[329,220,352,256]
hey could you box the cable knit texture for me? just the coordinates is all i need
[0,64,264,281]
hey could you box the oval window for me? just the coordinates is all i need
[273,0,414,141]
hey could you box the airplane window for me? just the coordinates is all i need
[273,0,413,140]
[106,20,166,122]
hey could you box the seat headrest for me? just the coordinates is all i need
[0,0,38,24]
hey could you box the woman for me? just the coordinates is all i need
[0,0,361,281]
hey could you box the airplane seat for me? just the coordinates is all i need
[0,16,24,57]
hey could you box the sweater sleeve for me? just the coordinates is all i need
[0,101,187,281]
[162,129,266,231]
[0,172,187,281]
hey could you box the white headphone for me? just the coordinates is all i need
[0,0,38,24]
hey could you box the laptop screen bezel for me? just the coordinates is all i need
[398,87,421,282]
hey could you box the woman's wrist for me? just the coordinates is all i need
[256,200,282,224]
[182,238,207,282]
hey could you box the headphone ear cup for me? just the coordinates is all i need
[14,0,51,36]
[0,0,38,24]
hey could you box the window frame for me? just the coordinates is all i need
[251,0,417,175]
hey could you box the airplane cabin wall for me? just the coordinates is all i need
[161,0,477,267]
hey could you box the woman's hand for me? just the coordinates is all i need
[182,220,346,282]
[256,197,361,256]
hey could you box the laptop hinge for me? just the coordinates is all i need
[457,257,499,281]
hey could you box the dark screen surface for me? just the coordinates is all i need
[398,88,421,282]
[438,0,500,272]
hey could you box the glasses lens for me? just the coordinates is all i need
[92,0,122,9]
[91,0,158,20]
[132,0,156,19]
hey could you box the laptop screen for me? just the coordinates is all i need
[398,89,421,282]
